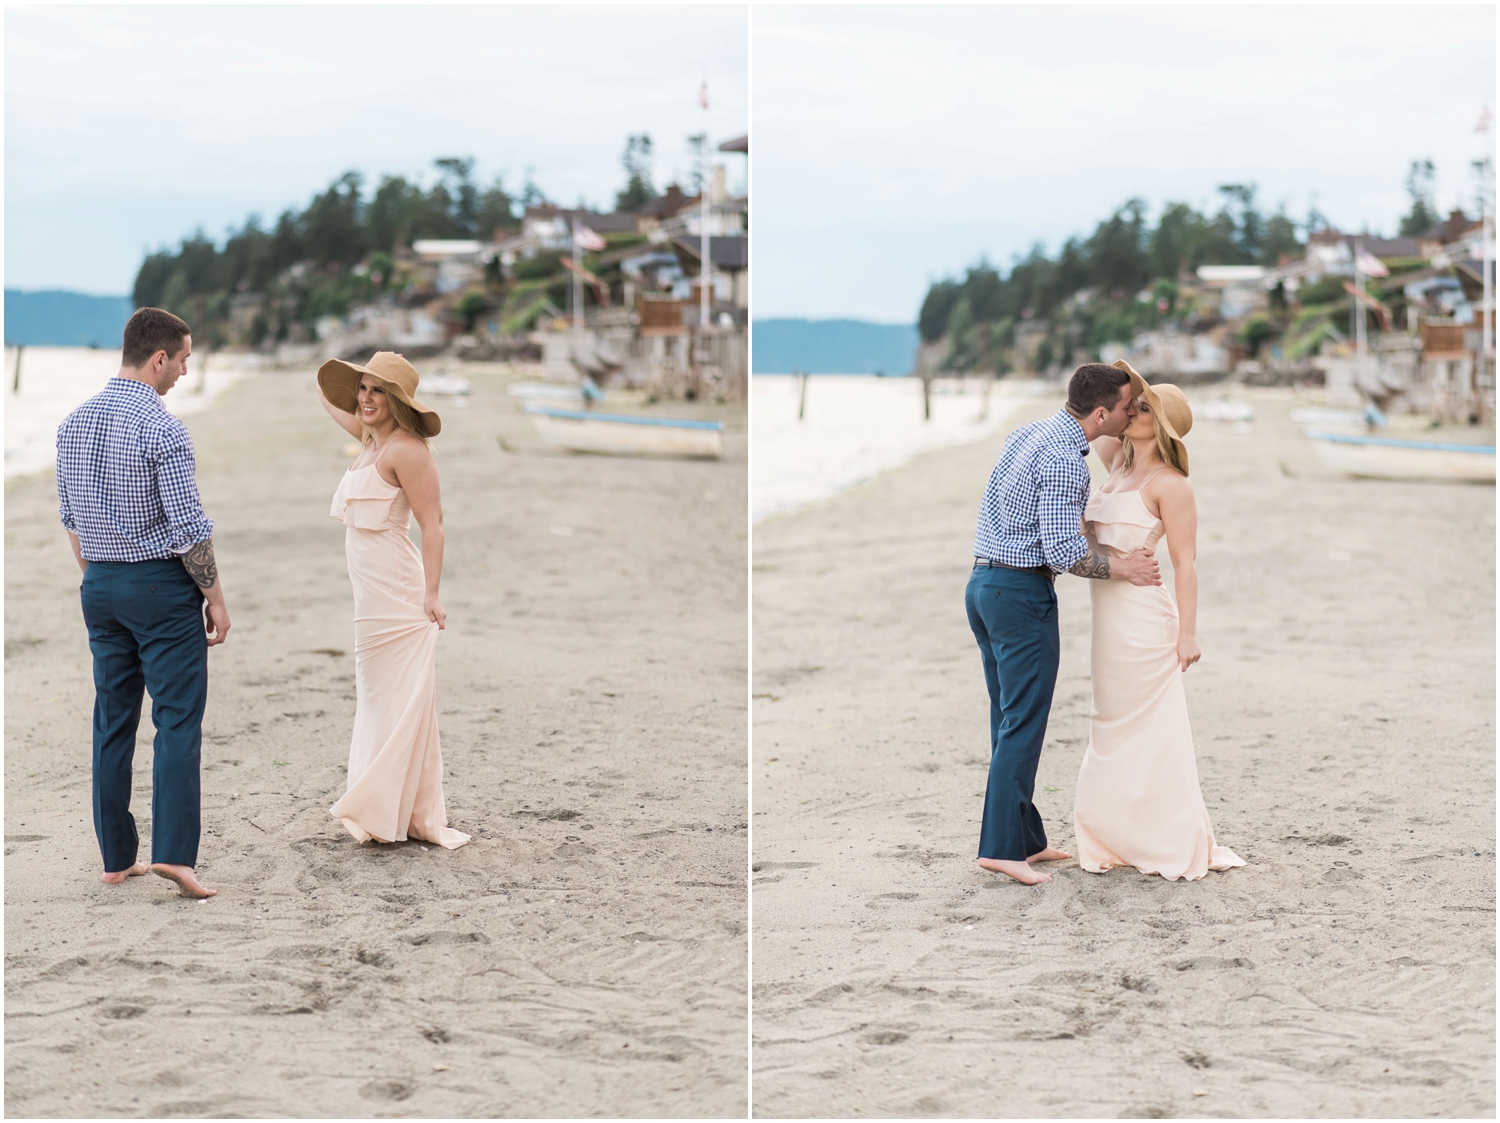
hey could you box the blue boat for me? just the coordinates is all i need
[524,406,724,458]
[1302,429,1495,483]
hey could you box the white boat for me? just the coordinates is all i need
[508,381,586,401]
[1303,429,1496,483]
[1290,407,1365,427]
[1200,399,1255,422]
[524,406,723,459]
[422,373,471,396]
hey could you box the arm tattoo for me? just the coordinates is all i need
[1068,549,1111,580]
[181,539,218,590]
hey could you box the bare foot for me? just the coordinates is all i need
[151,863,217,899]
[977,858,1051,884]
[1028,847,1072,864]
[100,862,150,884]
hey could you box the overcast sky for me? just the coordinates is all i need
[6,4,748,294]
[753,4,1496,323]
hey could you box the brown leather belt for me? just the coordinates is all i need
[973,558,1055,582]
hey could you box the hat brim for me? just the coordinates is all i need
[1112,361,1189,475]
[1110,358,1150,402]
[317,358,441,436]
[1139,383,1189,476]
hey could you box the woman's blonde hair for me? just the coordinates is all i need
[363,386,432,444]
[386,395,432,443]
[1121,401,1187,476]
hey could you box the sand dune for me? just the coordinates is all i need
[5,364,748,1118]
[751,389,1494,1118]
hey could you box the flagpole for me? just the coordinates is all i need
[1353,237,1366,358]
[1483,155,1493,361]
[572,214,584,343]
[700,79,712,336]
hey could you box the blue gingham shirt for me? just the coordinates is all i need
[56,378,214,562]
[973,409,1092,573]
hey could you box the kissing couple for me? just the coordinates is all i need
[57,308,468,900]
[965,360,1245,885]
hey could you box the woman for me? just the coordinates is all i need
[1072,362,1241,881]
[317,352,469,850]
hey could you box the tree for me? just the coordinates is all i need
[1260,206,1302,265]
[367,176,418,253]
[301,171,366,268]
[1147,202,1199,279]
[434,157,478,235]
[914,181,1312,371]
[453,290,489,331]
[918,279,961,343]
[615,134,657,211]
[519,173,546,210]
[1217,184,1262,262]
[475,176,517,239]
[1086,199,1149,295]
[1399,159,1439,237]
[133,249,177,308]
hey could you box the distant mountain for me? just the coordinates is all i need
[753,318,919,375]
[5,290,134,348]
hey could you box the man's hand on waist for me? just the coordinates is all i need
[1112,548,1161,586]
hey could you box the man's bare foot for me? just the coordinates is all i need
[1028,847,1072,864]
[151,863,216,899]
[977,858,1051,884]
[100,862,149,884]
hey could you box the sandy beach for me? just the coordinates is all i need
[5,364,748,1117]
[751,388,1495,1117]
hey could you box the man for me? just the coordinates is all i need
[57,307,231,899]
[965,362,1161,886]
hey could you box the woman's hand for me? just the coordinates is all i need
[1177,635,1201,672]
[319,385,364,439]
[424,594,447,630]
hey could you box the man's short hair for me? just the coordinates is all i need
[1066,363,1131,416]
[122,307,191,369]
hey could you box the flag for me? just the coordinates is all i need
[698,80,709,111]
[1355,249,1389,277]
[1342,281,1392,330]
[572,223,605,252]
[561,257,608,304]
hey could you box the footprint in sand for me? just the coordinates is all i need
[359,1080,414,1102]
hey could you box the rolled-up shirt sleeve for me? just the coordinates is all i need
[155,423,214,555]
[57,455,76,533]
[1036,451,1090,573]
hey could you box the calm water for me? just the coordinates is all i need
[751,374,1044,522]
[4,347,254,479]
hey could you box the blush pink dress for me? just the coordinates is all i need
[327,450,469,849]
[1072,473,1242,881]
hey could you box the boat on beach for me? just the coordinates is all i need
[523,405,723,459]
[1302,429,1496,483]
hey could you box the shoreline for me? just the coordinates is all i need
[3,346,260,480]
[751,386,1495,1118]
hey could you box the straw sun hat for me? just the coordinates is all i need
[318,352,441,437]
[1110,358,1192,476]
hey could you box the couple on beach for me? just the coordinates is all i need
[966,360,1245,885]
[57,308,467,899]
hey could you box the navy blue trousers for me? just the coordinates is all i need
[965,565,1060,862]
[80,559,208,872]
